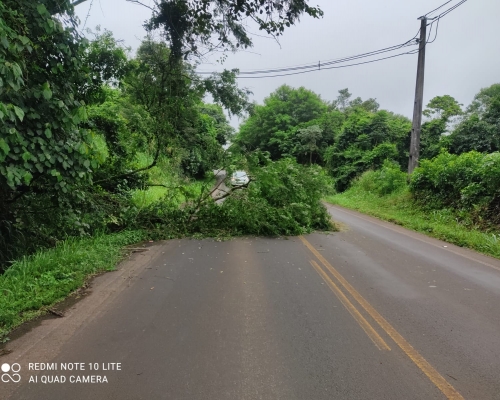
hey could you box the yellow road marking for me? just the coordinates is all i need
[300,236,465,400]
[310,260,390,351]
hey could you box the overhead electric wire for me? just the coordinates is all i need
[230,43,414,75]
[426,17,441,44]
[424,0,454,17]
[434,0,468,18]
[219,26,422,74]
[197,32,420,76]
[196,0,467,79]
[237,49,419,79]
[424,0,466,45]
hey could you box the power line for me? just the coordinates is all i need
[217,27,422,75]
[426,17,441,44]
[435,0,468,19]
[425,0,466,44]
[237,49,419,79]
[237,42,416,75]
[197,33,419,76]
[424,0,454,17]
[196,0,467,79]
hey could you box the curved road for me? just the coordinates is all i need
[2,204,500,399]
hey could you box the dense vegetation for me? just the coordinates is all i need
[327,160,500,258]
[0,0,333,338]
[0,0,333,270]
[235,86,411,191]
[233,82,500,244]
[1,0,498,338]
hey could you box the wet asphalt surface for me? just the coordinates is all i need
[2,204,500,399]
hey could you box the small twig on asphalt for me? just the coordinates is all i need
[48,308,65,317]
[125,248,150,253]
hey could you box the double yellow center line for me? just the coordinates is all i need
[299,236,464,400]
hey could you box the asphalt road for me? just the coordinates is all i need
[2,204,500,399]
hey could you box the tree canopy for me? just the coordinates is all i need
[448,84,500,154]
[232,83,500,192]
[234,85,411,190]
[0,0,253,265]
[236,85,328,159]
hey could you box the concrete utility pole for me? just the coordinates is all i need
[408,17,427,174]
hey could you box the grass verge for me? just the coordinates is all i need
[0,230,147,341]
[325,189,500,260]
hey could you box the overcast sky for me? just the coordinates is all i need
[76,0,500,127]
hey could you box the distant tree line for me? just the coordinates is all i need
[233,83,500,191]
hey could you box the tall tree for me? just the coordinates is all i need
[467,83,500,115]
[420,95,462,160]
[324,108,411,191]
[447,84,500,155]
[333,88,352,111]
[0,0,109,264]
[297,125,323,165]
[198,104,235,145]
[147,0,323,61]
[236,85,328,159]
[423,95,462,121]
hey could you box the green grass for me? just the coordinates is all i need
[132,186,169,208]
[0,140,224,341]
[131,153,178,208]
[0,158,216,340]
[325,188,500,260]
[0,230,148,341]
[131,153,215,208]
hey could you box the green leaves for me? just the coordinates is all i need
[1,36,9,49]
[410,151,500,227]
[236,85,328,160]
[18,35,29,45]
[23,171,32,185]
[423,95,462,121]
[0,138,10,155]
[42,82,52,100]
[36,4,47,15]
[13,106,24,121]
[149,0,322,61]
[0,0,97,195]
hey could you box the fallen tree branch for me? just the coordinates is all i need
[211,179,252,202]
[185,169,227,220]
[94,133,161,185]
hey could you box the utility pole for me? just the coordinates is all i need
[408,17,427,174]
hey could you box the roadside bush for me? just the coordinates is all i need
[410,151,500,226]
[352,160,408,196]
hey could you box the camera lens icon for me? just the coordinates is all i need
[1,363,21,383]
